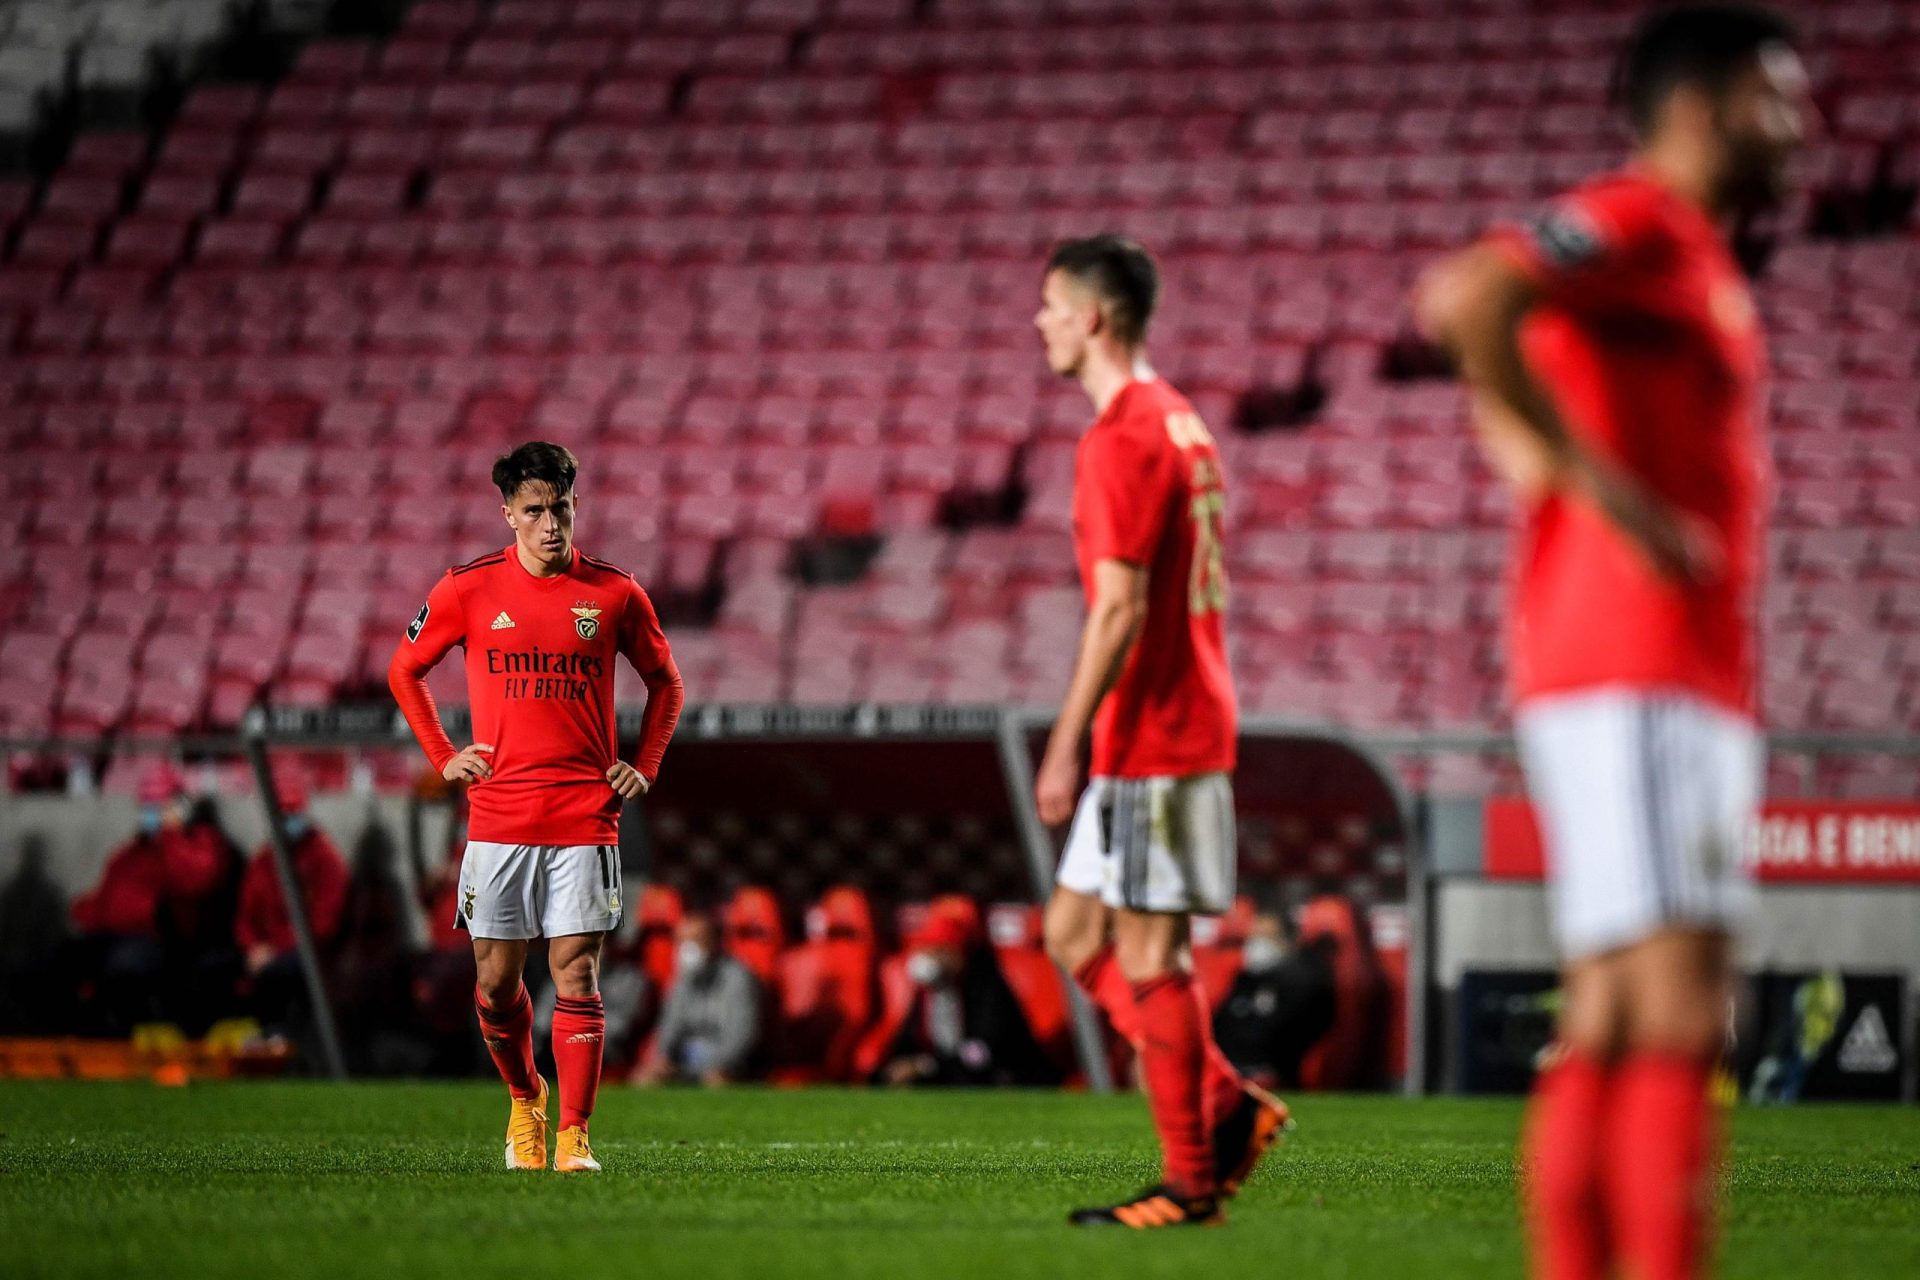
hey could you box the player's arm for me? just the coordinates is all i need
[1035,558,1149,827]
[1036,424,1170,827]
[387,574,493,783]
[609,580,685,799]
[1416,228,1715,583]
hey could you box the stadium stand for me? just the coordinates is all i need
[2,0,1913,782]
[0,0,342,166]
[5,0,1905,1095]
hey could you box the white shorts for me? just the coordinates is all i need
[456,842,624,940]
[1517,688,1762,959]
[1056,772,1236,915]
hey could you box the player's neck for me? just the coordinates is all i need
[1636,142,1731,224]
[515,542,571,579]
[1080,348,1154,415]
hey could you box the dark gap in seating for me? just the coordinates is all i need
[666,72,698,119]
[1377,327,1454,384]
[788,534,883,588]
[1234,343,1329,432]
[400,168,431,213]
[1731,218,1779,279]
[787,29,819,71]
[939,457,1027,533]
[328,0,411,38]
[1805,144,1918,243]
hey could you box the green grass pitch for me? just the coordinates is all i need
[0,1082,1915,1279]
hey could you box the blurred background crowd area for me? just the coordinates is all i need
[0,758,1394,1090]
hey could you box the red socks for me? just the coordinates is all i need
[1523,1050,1717,1280]
[1606,1054,1716,1280]
[1074,946,1143,1044]
[1523,1050,1611,1280]
[551,993,606,1133]
[1073,945,1246,1126]
[1193,978,1249,1128]
[1131,972,1215,1198]
[475,983,539,1101]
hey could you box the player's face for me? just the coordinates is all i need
[1034,269,1096,377]
[503,481,576,569]
[1716,44,1813,205]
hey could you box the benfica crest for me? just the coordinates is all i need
[571,605,602,640]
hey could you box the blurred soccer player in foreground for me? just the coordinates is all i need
[389,442,685,1172]
[1417,7,1810,1276]
[1033,236,1289,1229]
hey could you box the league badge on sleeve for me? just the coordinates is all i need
[1525,204,1604,270]
[407,601,430,642]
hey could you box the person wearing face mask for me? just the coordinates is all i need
[233,771,350,1034]
[871,903,1060,1089]
[634,913,761,1086]
[1210,912,1336,1092]
[69,762,228,1033]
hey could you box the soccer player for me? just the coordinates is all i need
[1032,235,1289,1229]
[389,441,685,1173]
[1415,7,1809,1277]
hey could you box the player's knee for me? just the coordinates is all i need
[1627,999,1724,1060]
[1111,933,1178,985]
[474,969,520,1010]
[550,949,600,999]
[1555,993,1621,1062]
[1042,907,1100,976]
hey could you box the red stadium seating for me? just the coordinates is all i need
[0,0,1913,768]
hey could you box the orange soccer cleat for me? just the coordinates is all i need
[553,1126,600,1173]
[1213,1083,1293,1198]
[1068,1185,1225,1229]
[505,1075,550,1171]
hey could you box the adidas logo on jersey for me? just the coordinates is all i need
[491,612,515,630]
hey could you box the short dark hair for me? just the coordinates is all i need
[1614,3,1797,137]
[1046,235,1159,346]
[491,441,578,502]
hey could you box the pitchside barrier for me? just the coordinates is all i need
[9,715,1912,1097]
[0,706,1415,1091]
[1418,731,1920,1102]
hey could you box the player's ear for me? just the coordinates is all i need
[1662,80,1717,143]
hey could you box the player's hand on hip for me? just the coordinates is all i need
[607,762,650,799]
[1035,749,1080,828]
[442,744,494,784]
[1577,461,1721,584]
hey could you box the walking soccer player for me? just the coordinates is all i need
[1417,6,1810,1276]
[1032,235,1290,1229]
[390,441,685,1173]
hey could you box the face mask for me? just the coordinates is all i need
[676,941,708,973]
[1242,936,1285,974]
[906,951,944,987]
[138,807,163,837]
[283,815,312,841]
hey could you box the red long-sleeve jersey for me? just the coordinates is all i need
[234,831,350,954]
[388,546,685,846]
